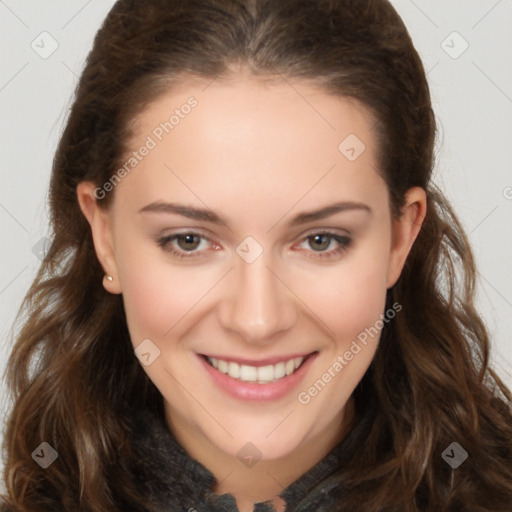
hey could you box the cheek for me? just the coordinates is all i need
[293,249,390,343]
[115,244,214,346]
[336,263,388,337]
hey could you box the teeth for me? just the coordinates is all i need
[239,365,258,382]
[218,359,229,374]
[228,361,240,379]
[258,365,274,382]
[207,355,306,383]
[274,362,285,379]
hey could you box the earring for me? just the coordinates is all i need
[105,275,113,282]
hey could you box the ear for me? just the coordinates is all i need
[76,182,122,294]
[386,187,427,288]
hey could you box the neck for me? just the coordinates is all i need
[165,398,355,511]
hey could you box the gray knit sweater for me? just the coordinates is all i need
[129,400,377,512]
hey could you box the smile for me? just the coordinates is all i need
[206,355,306,384]
[199,351,318,401]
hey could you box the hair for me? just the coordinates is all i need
[2,0,512,510]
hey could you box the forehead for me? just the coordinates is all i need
[114,77,388,223]
[132,76,377,161]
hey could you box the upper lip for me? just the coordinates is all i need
[200,351,317,367]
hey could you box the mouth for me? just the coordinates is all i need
[198,351,318,401]
[203,354,309,384]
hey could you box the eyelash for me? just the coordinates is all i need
[156,230,351,261]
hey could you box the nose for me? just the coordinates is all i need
[217,252,298,345]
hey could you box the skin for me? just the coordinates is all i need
[77,76,426,512]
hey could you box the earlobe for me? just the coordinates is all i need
[76,182,122,294]
[386,187,427,289]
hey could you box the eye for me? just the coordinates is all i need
[157,232,215,259]
[156,230,351,261]
[296,231,351,260]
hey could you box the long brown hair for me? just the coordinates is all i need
[2,0,511,510]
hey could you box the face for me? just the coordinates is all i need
[78,77,424,463]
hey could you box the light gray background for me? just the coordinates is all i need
[1,0,511,483]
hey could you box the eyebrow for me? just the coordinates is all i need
[138,200,372,226]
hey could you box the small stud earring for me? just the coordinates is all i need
[105,275,113,282]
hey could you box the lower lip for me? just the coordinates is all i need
[198,353,318,402]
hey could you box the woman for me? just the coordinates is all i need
[2,0,511,511]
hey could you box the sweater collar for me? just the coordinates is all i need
[130,398,376,512]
